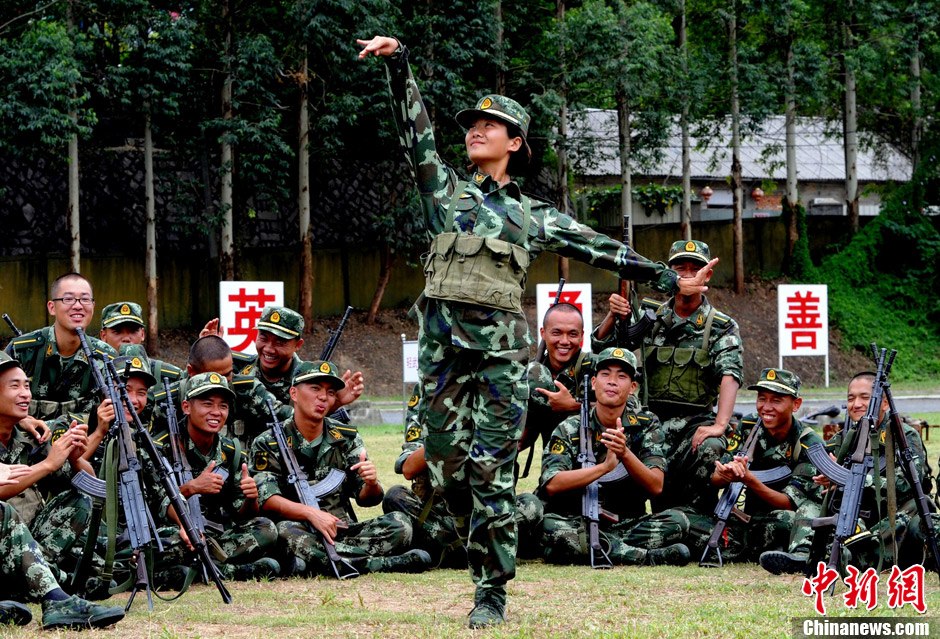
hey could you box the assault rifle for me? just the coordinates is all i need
[321,306,353,424]
[699,418,792,567]
[72,329,164,610]
[578,374,614,569]
[806,345,886,575]
[2,313,22,337]
[161,378,228,572]
[264,398,359,579]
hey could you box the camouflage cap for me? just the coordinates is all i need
[256,306,304,340]
[113,353,156,387]
[594,347,638,378]
[101,302,145,329]
[748,368,801,398]
[186,371,236,402]
[292,360,346,391]
[455,94,532,164]
[667,240,711,266]
[0,351,21,375]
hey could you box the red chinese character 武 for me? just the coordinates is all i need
[886,564,927,614]
[802,562,840,615]
[227,287,276,351]
[785,291,822,351]
[843,565,879,611]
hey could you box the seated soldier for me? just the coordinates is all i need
[679,368,824,564]
[6,272,116,425]
[761,371,933,575]
[153,372,280,580]
[520,303,593,477]
[251,360,431,576]
[98,302,182,383]
[383,382,543,566]
[0,493,125,631]
[150,335,292,446]
[0,351,99,576]
[537,347,690,566]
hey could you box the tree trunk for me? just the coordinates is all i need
[67,2,79,273]
[910,38,923,209]
[842,2,859,235]
[616,89,633,248]
[144,108,159,354]
[729,6,744,294]
[367,245,394,325]
[556,0,569,281]
[678,0,692,240]
[784,35,799,271]
[495,0,506,95]
[219,0,235,280]
[298,51,314,329]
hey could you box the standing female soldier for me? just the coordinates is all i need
[358,36,715,628]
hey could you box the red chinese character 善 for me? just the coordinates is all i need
[785,291,822,351]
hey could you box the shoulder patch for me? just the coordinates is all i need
[231,376,253,386]
[641,298,664,311]
[242,364,254,375]
[712,311,732,325]
[11,333,44,349]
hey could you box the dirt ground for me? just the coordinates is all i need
[156,278,871,397]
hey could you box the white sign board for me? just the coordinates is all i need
[402,338,420,384]
[777,284,829,386]
[535,283,593,353]
[219,281,284,355]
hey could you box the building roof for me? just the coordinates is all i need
[571,110,912,183]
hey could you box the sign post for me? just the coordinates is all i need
[777,284,829,387]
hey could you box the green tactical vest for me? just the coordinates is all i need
[645,307,717,417]
[424,180,531,314]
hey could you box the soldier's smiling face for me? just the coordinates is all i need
[464,117,522,167]
[255,331,303,378]
[47,276,95,332]
[0,366,31,423]
[183,393,230,436]
[122,376,149,420]
[540,307,583,371]
[756,390,802,435]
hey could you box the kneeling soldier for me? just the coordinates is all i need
[537,347,691,566]
[251,360,431,575]
[155,372,280,580]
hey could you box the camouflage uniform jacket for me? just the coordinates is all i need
[250,416,375,524]
[153,423,249,526]
[723,414,824,516]
[594,296,743,413]
[525,350,594,447]
[394,385,431,501]
[236,353,303,406]
[0,423,74,521]
[385,46,678,352]
[824,417,928,523]
[6,326,116,421]
[538,405,666,521]
[150,372,291,444]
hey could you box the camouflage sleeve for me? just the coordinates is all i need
[527,360,555,410]
[590,324,618,353]
[720,414,757,464]
[249,434,284,508]
[531,205,677,293]
[634,412,667,472]
[383,44,457,234]
[536,416,579,498]
[394,406,424,475]
[708,318,744,386]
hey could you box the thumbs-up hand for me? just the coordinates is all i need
[239,462,258,501]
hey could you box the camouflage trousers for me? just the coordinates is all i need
[541,510,689,565]
[0,501,60,602]
[419,337,528,591]
[680,506,795,563]
[277,511,412,575]
[29,490,93,574]
[156,517,278,573]
[652,414,725,513]
[382,485,544,566]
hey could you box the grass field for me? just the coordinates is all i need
[4,409,940,638]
